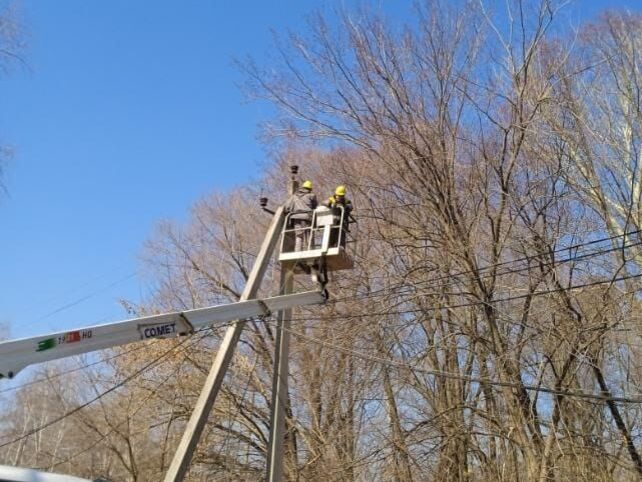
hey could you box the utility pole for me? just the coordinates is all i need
[164,202,286,482]
[266,165,299,482]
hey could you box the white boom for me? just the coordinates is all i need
[0,290,325,379]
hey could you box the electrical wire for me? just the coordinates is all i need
[0,342,150,394]
[215,350,261,475]
[290,271,642,322]
[36,319,267,474]
[24,264,136,315]
[328,230,642,305]
[21,272,138,330]
[322,231,642,303]
[29,228,642,480]
[275,322,642,404]
[4,224,642,449]
[0,324,220,450]
[36,327,215,471]
[5,229,640,398]
[0,314,277,464]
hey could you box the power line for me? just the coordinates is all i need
[329,230,642,305]
[216,350,261,469]
[37,329,213,471]
[277,322,642,404]
[0,327,214,450]
[5,231,640,400]
[4,226,641,449]
[28,272,137,326]
[9,241,619,396]
[292,271,642,321]
[27,264,136,317]
[0,343,149,394]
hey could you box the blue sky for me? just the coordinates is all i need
[0,0,640,345]
[0,0,331,340]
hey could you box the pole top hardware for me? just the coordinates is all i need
[259,196,275,215]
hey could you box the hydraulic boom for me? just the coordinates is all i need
[0,290,325,379]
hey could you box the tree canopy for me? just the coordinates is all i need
[4,2,642,481]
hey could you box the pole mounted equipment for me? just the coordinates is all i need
[260,196,275,215]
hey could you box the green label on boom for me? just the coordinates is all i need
[36,338,56,352]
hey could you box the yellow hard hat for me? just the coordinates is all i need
[302,180,313,190]
[335,185,346,196]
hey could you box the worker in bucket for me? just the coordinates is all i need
[285,180,318,251]
[324,185,353,247]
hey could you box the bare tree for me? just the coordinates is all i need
[6,2,642,481]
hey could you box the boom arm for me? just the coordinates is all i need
[0,290,324,379]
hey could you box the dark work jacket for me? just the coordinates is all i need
[324,195,353,222]
[286,188,318,221]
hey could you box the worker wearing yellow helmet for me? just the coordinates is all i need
[323,185,353,247]
[324,185,352,209]
[285,179,317,251]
